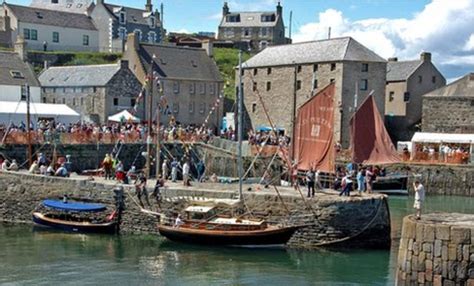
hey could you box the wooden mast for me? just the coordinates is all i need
[237,49,243,200]
[26,84,32,167]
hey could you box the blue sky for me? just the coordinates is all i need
[12,0,474,80]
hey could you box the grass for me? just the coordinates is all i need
[213,48,252,100]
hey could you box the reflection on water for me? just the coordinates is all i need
[1,195,473,286]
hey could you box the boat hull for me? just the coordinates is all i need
[32,212,116,234]
[158,225,297,246]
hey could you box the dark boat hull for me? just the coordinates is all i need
[158,225,297,246]
[32,212,116,234]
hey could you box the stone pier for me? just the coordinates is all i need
[0,171,391,249]
[397,213,474,285]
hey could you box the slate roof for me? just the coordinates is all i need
[29,0,93,14]
[0,51,40,87]
[104,4,159,26]
[6,3,97,31]
[424,73,474,98]
[220,12,278,27]
[39,64,120,87]
[138,44,222,82]
[242,37,386,68]
[386,60,423,82]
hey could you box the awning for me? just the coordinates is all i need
[255,125,284,132]
[108,110,140,123]
[184,206,215,213]
[411,132,474,144]
[43,200,106,212]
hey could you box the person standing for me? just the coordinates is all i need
[306,168,315,198]
[413,180,425,220]
[197,160,205,182]
[102,154,113,180]
[339,173,353,197]
[182,160,191,186]
[365,166,374,194]
[162,159,169,180]
[171,158,179,182]
[357,167,366,195]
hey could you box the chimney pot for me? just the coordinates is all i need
[420,52,431,62]
[388,57,398,62]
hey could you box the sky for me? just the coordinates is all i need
[13,0,474,81]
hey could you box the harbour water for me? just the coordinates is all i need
[1,195,473,286]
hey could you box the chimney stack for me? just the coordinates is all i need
[202,39,213,58]
[14,35,26,61]
[119,59,129,69]
[222,2,229,16]
[145,0,152,12]
[388,57,398,62]
[420,52,431,62]
[276,1,282,17]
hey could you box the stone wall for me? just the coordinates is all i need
[0,172,391,249]
[422,96,474,133]
[397,213,474,285]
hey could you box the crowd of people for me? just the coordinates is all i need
[413,144,470,164]
[247,129,291,146]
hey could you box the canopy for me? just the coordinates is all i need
[108,110,140,123]
[350,94,400,165]
[0,101,80,125]
[294,83,336,172]
[43,200,107,212]
[255,125,284,132]
[411,132,474,144]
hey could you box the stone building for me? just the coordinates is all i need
[0,36,41,103]
[39,60,143,123]
[217,1,286,51]
[385,52,446,142]
[422,73,474,133]
[0,2,99,51]
[90,0,162,53]
[239,37,387,147]
[123,33,224,130]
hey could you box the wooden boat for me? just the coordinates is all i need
[373,174,409,195]
[32,199,117,234]
[158,206,298,246]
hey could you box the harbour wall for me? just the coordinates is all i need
[396,213,474,285]
[0,172,390,249]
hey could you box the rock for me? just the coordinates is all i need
[436,225,450,240]
[451,227,471,244]
[423,224,435,242]
[433,274,442,286]
[434,239,442,257]
[448,244,458,261]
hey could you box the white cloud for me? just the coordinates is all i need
[227,0,277,11]
[174,28,191,34]
[292,0,474,78]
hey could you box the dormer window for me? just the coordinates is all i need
[261,14,275,22]
[148,31,156,43]
[119,12,126,24]
[118,27,126,40]
[10,70,24,79]
[134,29,142,41]
[149,16,155,28]
[226,14,240,23]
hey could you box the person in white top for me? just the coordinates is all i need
[413,180,425,220]
[182,161,191,186]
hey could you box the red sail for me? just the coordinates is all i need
[294,83,335,173]
[350,94,400,164]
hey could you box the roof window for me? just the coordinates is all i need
[10,70,24,79]
[35,12,43,19]
[226,14,240,23]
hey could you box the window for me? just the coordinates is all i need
[418,75,423,83]
[403,92,410,102]
[189,83,195,94]
[330,78,335,83]
[296,80,301,90]
[173,103,179,114]
[252,103,257,113]
[253,68,258,76]
[242,28,251,37]
[130,98,136,107]
[313,64,318,72]
[72,98,76,106]
[23,29,30,40]
[118,28,127,40]
[259,41,268,50]
[76,3,82,8]
[199,83,206,94]
[313,79,318,89]
[149,17,155,28]
[173,81,180,94]
[62,98,66,104]
[148,32,156,43]
[134,30,142,41]
[52,32,59,43]
[297,65,302,73]
[199,102,206,114]
[93,87,97,92]
[83,35,89,46]
[20,85,27,100]
[51,0,58,3]
[432,76,436,84]
[31,29,38,41]
[119,12,126,24]
[42,97,46,103]
[330,63,336,71]
[226,15,240,23]
[266,81,271,91]
[113,98,118,106]
[52,98,56,103]
[360,79,368,91]
[10,70,24,79]
[388,91,394,102]
[224,28,234,38]
[253,82,257,91]
[261,14,275,22]
[209,83,215,95]
[361,63,369,72]
[267,67,272,75]
[189,102,195,113]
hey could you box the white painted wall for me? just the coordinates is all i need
[0,85,41,103]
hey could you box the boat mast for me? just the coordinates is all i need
[26,84,32,167]
[145,54,156,178]
[155,79,162,178]
[237,50,243,200]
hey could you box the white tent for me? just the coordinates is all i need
[108,110,140,123]
[0,101,80,125]
[411,132,474,164]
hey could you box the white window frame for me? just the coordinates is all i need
[118,27,127,40]
[148,31,156,43]
[149,16,156,28]
[134,29,142,41]
[119,11,126,24]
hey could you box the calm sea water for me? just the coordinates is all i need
[1,195,473,286]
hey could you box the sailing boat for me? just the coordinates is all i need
[157,50,298,246]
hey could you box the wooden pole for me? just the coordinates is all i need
[155,80,161,178]
[26,84,32,167]
[145,55,155,178]
[237,50,243,200]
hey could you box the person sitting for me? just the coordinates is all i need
[55,164,69,177]
[46,165,55,176]
[174,214,184,228]
[1,159,10,171]
[29,160,40,174]
[9,160,19,171]
[210,173,218,183]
